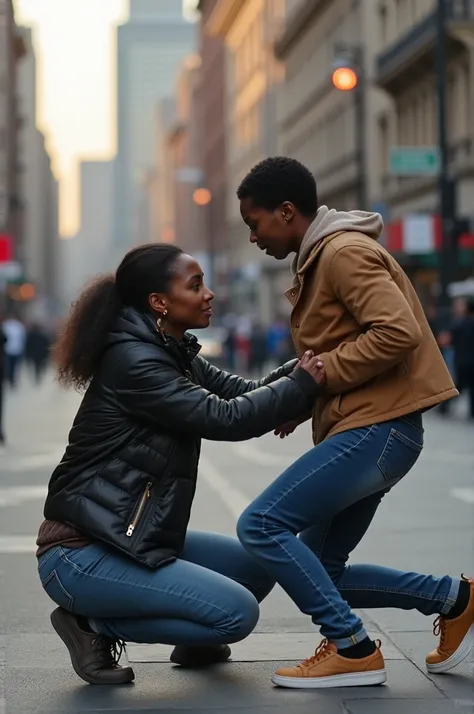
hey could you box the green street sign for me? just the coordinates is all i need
[389,147,440,176]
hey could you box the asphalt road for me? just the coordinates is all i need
[1,371,473,713]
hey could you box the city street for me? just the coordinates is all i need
[1,373,473,714]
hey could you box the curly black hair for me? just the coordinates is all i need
[237,157,318,218]
[52,244,183,391]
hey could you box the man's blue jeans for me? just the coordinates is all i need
[237,413,460,649]
[37,531,275,645]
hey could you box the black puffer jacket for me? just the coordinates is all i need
[44,308,318,568]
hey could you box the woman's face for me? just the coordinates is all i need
[150,253,214,339]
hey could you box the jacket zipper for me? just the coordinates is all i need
[126,481,152,537]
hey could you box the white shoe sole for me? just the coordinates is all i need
[271,668,387,689]
[426,623,474,674]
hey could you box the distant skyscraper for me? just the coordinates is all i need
[113,0,195,251]
[17,27,59,317]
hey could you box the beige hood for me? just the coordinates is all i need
[291,205,384,280]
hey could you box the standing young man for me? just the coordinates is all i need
[236,157,473,689]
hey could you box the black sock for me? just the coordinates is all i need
[445,580,470,620]
[76,616,95,634]
[338,637,376,659]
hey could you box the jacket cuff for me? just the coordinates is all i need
[280,358,299,375]
[291,367,321,397]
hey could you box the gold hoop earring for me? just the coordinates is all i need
[156,309,167,332]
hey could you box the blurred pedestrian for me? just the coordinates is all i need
[36,243,324,686]
[249,322,268,375]
[25,322,51,384]
[431,298,466,416]
[0,323,5,448]
[451,297,474,419]
[223,324,236,371]
[267,315,291,366]
[2,313,26,388]
[235,314,252,373]
[236,157,470,690]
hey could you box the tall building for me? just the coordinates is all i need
[40,167,60,319]
[0,0,26,279]
[167,55,203,257]
[17,26,60,319]
[57,160,114,311]
[206,0,287,322]
[113,0,195,256]
[373,0,474,300]
[78,160,114,274]
[275,0,389,211]
[196,0,228,304]
[147,97,176,245]
[274,0,474,305]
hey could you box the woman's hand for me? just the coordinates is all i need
[274,418,302,439]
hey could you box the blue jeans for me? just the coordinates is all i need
[37,531,275,645]
[237,413,460,649]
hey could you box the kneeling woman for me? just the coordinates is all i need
[36,244,323,685]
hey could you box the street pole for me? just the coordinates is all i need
[436,0,456,327]
[333,43,368,210]
[207,200,216,293]
[355,46,368,210]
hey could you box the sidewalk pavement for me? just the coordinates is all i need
[1,373,473,713]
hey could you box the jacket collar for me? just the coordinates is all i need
[285,231,345,305]
[109,307,202,362]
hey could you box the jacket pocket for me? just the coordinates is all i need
[331,394,344,418]
[377,429,423,484]
[126,481,152,537]
[42,569,75,612]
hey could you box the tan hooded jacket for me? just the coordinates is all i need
[285,206,458,444]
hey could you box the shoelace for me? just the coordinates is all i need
[92,637,126,667]
[301,637,382,668]
[432,615,446,653]
[432,573,473,654]
[301,639,333,667]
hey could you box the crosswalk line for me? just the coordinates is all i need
[451,488,474,505]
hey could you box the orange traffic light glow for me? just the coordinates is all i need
[332,66,358,91]
[7,282,36,301]
[193,187,212,206]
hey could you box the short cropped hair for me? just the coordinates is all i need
[237,157,318,217]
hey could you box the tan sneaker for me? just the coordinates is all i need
[271,639,386,689]
[426,575,474,674]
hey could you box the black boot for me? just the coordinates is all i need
[50,607,135,685]
[170,644,231,667]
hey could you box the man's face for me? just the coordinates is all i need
[240,197,297,260]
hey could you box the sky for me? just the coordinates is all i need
[13,0,197,237]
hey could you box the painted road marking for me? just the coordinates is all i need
[0,536,37,553]
[0,485,47,507]
[452,488,474,505]
[199,455,249,518]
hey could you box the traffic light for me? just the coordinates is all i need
[331,65,358,91]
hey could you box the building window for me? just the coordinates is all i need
[395,0,408,33]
